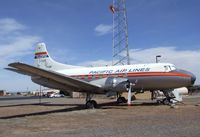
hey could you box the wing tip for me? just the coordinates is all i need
[4,67,17,71]
[8,62,22,67]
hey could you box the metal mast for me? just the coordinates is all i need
[110,0,130,66]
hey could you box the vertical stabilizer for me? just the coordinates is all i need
[34,43,80,71]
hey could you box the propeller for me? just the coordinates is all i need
[127,81,136,106]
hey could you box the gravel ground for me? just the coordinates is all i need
[0,96,200,137]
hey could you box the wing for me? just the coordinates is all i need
[5,67,34,76]
[7,62,102,93]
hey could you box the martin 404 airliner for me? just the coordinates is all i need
[6,43,196,108]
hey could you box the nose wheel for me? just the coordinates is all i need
[162,98,171,105]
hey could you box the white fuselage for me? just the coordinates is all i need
[57,63,176,77]
[32,43,194,92]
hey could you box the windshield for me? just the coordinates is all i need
[164,65,176,72]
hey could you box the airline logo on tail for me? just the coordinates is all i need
[34,52,49,59]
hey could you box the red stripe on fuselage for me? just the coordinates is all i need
[69,72,191,80]
[35,52,48,55]
[126,72,191,78]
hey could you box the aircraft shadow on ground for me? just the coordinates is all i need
[0,102,122,119]
[0,105,85,119]
[98,101,159,109]
[0,101,159,119]
[0,102,83,108]
[0,102,50,108]
[0,96,47,101]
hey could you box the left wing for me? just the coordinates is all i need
[5,67,34,76]
[7,62,102,93]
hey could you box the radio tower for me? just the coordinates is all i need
[110,0,130,66]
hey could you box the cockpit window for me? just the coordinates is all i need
[164,65,176,72]
[171,65,176,70]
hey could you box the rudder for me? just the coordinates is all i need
[34,43,80,71]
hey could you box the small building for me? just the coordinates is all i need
[31,88,60,96]
[71,92,83,98]
[0,90,6,96]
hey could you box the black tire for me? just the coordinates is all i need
[163,98,170,105]
[121,97,127,103]
[131,95,136,101]
[156,100,162,104]
[91,100,97,108]
[86,100,97,109]
[117,97,123,104]
[117,97,127,104]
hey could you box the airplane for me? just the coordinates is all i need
[6,43,196,108]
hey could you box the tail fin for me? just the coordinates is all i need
[34,43,80,70]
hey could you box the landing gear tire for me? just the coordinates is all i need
[131,95,136,101]
[86,100,97,109]
[156,100,162,104]
[117,97,127,104]
[162,98,171,105]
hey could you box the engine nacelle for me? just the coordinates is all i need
[90,77,130,93]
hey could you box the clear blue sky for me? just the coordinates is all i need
[0,0,200,91]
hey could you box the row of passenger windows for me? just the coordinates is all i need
[71,74,127,80]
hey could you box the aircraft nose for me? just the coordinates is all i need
[176,69,196,85]
[184,70,196,85]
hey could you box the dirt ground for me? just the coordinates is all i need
[0,96,200,137]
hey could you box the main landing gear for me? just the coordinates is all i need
[117,97,127,103]
[116,93,127,104]
[85,93,97,109]
[116,95,136,104]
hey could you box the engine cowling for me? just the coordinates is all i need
[90,77,130,93]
